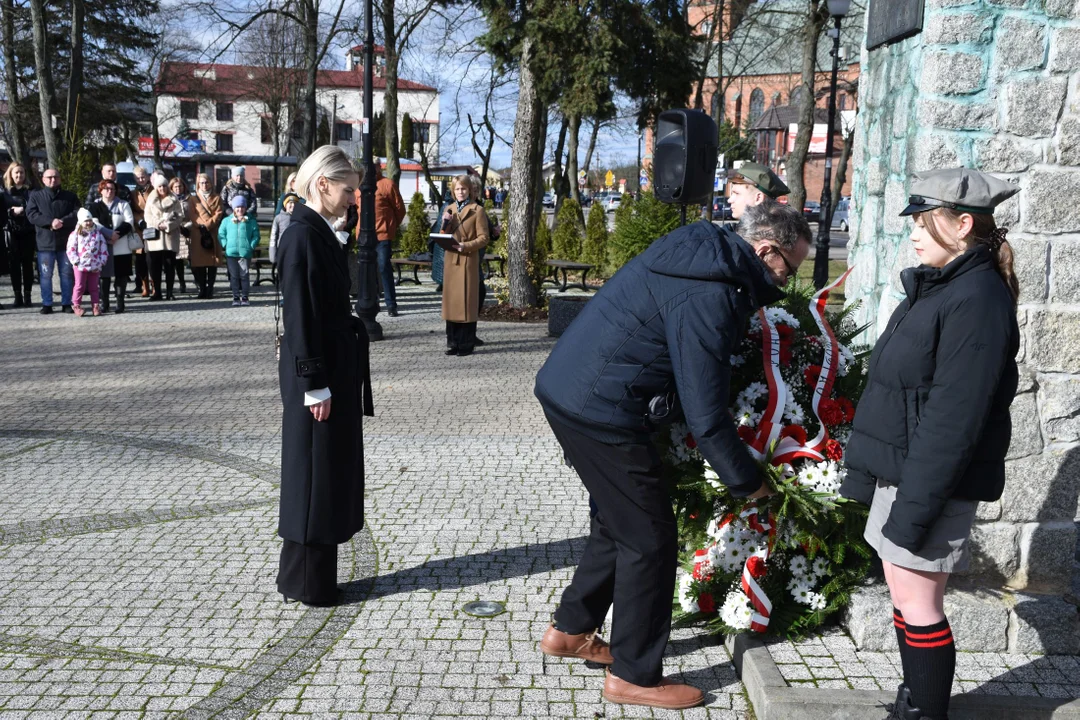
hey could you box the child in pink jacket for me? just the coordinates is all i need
[67,208,110,316]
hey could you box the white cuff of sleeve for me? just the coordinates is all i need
[304,387,332,406]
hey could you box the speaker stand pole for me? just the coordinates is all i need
[679,204,687,227]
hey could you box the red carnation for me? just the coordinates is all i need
[825,439,844,461]
[776,324,795,340]
[804,365,822,387]
[780,425,808,445]
[837,397,855,423]
[698,592,716,614]
[685,433,697,449]
[819,399,845,427]
[779,344,793,366]
[746,555,768,579]
[737,426,756,444]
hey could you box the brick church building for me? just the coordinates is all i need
[650,0,862,203]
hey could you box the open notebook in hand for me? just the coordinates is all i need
[429,233,458,251]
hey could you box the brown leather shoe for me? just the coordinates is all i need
[539,624,614,665]
[603,670,704,710]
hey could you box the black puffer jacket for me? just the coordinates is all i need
[841,245,1019,552]
[535,220,784,498]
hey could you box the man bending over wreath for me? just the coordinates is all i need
[533,201,812,710]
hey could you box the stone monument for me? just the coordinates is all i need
[843,0,1080,654]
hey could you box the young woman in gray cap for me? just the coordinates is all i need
[840,167,1021,720]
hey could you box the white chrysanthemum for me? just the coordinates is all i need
[765,307,800,328]
[835,343,855,377]
[736,409,761,428]
[789,555,809,578]
[720,590,754,630]
[782,385,805,424]
[790,580,815,605]
[808,592,828,611]
[678,572,699,613]
[798,463,822,488]
[812,556,830,578]
[730,354,745,367]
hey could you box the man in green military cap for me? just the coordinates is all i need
[724,162,790,220]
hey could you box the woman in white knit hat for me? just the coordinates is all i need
[142,172,185,301]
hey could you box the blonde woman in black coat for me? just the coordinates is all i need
[841,168,1021,720]
[276,145,374,606]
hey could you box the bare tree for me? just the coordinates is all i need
[27,0,59,166]
[785,0,827,211]
[64,0,84,138]
[1,0,30,165]
[205,0,354,159]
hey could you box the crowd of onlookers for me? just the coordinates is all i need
[0,161,281,315]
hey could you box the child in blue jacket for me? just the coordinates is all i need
[219,195,260,306]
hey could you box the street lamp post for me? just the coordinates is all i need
[354,0,383,340]
[812,0,850,289]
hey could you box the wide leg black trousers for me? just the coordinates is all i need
[277,540,339,605]
[546,414,677,687]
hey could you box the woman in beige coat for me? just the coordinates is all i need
[440,174,489,355]
[143,172,186,301]
[190,174,226,299]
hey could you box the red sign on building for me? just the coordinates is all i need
[138,137,176,155]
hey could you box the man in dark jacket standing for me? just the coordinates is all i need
[85,163,131,206]
[26,168,80,314]
[535,201,811,710]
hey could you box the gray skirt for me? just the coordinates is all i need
[863,480,978,573]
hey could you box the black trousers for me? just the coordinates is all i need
[134,252,148,289]
[547,413,676,687]
[148,250,175,298]
[7,231,35,302]
[192,266,218,294]
[277,539,339,604]
[446,321,477,351]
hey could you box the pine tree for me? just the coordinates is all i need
[582,202,609,272]
[530,215,551,307]
[608,192,680,270]
[551,197,584,261]
[399,113,414,159]
[400,192,429,258]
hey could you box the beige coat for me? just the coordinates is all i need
[143,192,185,254]
[189,192,225,268]
[441,202,489,323]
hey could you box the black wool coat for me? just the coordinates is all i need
[25,186,80,252]
[535,220,784,498]
[841,245,1019,553]
[277,203,374,546]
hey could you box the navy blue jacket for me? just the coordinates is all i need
[535,220,783,498]
[841,246,1019,553]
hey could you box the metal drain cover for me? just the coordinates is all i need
[462,600,506,618]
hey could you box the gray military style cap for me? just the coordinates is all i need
[900,167,1019,216]
[722,162,790,199]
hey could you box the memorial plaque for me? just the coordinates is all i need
[866,0,925,51]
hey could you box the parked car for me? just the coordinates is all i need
[831,196,850,232]
[542,193,555,208]
[578,193,592,207]
[605,195,622,213]
[712,197,733,221]
[803,201,821,222]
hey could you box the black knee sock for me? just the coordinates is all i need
[893,607,909,686]
[903,618,955,720]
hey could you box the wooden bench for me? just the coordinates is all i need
[252,257,276,286]
[391,258,432,285]
[483,253,505,278]
[545,259,595,292]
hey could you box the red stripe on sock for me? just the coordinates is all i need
[905,636,954,649]
[905,628,951,640]
[893,620,906,629]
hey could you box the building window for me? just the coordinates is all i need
[711,92,725,125]
[180,100,199,120]
[216,102,234,121]
[261,118,274,144]
[734,96,742,130]
[414,122,431,146]
[335,122,353,142]
[749,88,765,124]
[771,91,781,107]
[215,133,234,152]
[185,130,200,140]
[838,94,847,111]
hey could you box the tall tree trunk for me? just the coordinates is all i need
[28,0,60,167]
[566,114,582,220]
[692,0,723,111]
[785,0,826,212]
[151,91,163,168]
[831,125,854,210]
[301,0,319,158]
[382,0,401,182]
[582,118,599,176]
[507,36,544,309]
[551,115,569,219]
[65,0,84,138]
[1,0,29,165]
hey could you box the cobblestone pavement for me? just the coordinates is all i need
[0,278,748,719]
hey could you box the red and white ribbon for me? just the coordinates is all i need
[739,504,778,632]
